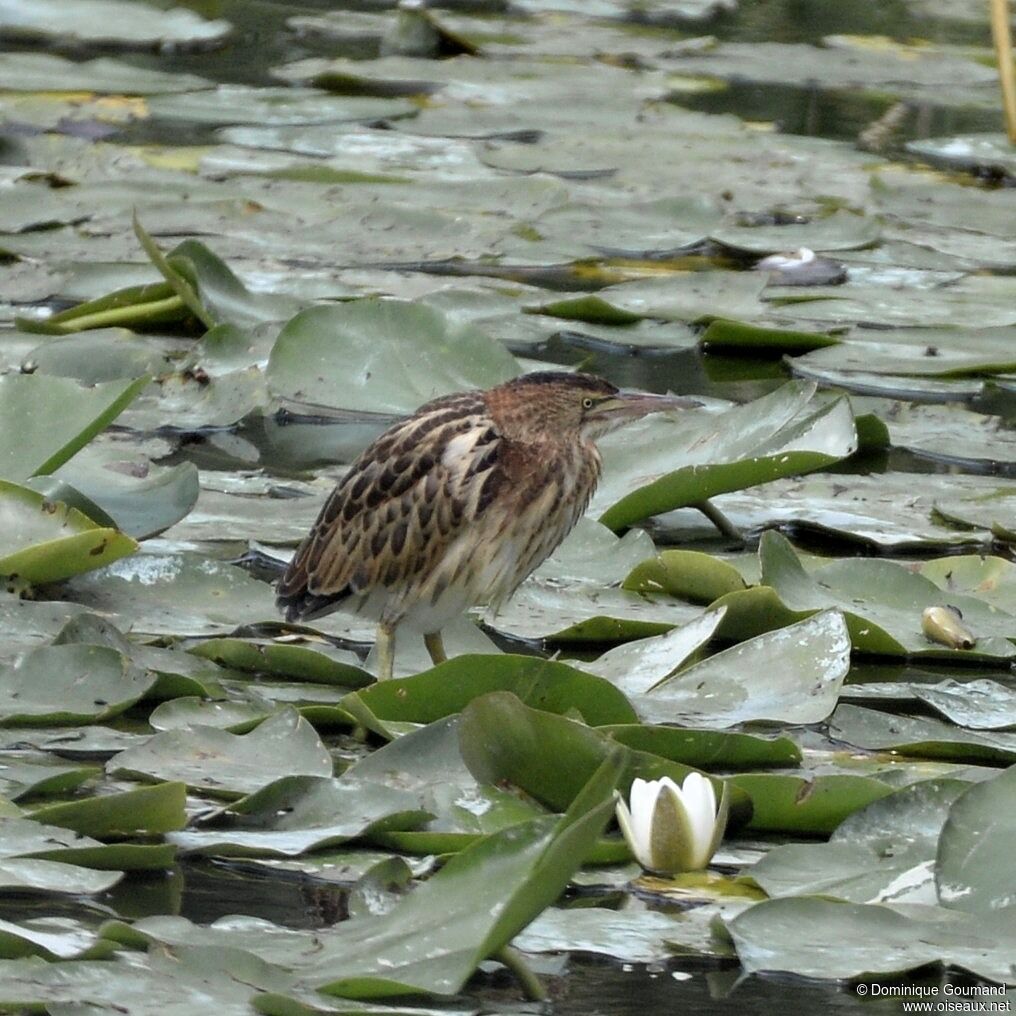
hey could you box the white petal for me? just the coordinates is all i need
[615,795,652,869]
[679,772,718,868]
[628,778,662,858]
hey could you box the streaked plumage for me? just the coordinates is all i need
[277,371,696,679]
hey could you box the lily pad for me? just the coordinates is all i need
[0,480,137,584]
[0,756,98,802]
[108,708,334,799]
[937,765,1016,914]
[746,779,968,904]
[536,273,767,326]
[713,531,1016,659]
[30,781,187,838]
[0,0,231,49]
[0,374,148,482]
[349,715,546,852]
[582,609,728,696]
[630,610,851,728]
[0,52,212,93]
[267,299,519,414]
[593,381,858,530]
[0,644,154,726]
[727,896,1016,983]
[345,654,637,728]
[168,776,429,857]
[301,754,622,999]
[458,691,749,820]
[829,704,1016,765]
[61,553,279,638]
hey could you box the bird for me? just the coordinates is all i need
[276,371,698,681]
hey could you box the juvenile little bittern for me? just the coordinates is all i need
[277,371,697,680]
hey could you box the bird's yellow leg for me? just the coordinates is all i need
[375,622,396,681]
[424,631,447,666]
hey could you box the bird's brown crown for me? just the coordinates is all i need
[484,371,619,440]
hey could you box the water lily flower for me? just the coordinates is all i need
[615,773,729,874]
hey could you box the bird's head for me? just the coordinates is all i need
[486,371,699,443]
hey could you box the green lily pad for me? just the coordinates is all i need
[44,453,200,541]
[0,52,212,93]
[61,553,278,638]
[457,691,749,820]
[53,613,226,700]
[0,947,296,1014]
[188,637,370,688]
[631,610,851,728]
[29,781,187,838]
[148,86,415,126]
[711,209,880,254]
[536,273,766,325]
[727,773,894,836]
[0,756,97,805]
[0,816,173,872]
[515,902,735,963]
[108,708,334,799]
[147,697,270,733]
[850,678,1016,731]
[0,644,155,726]
[829,704,1016,765]
[670,472,997,553]
[0,916,114,961]
[594,382,857,531]
[623,551,748,604]
[301,754,622,998]
[168,776,429,857]
[0,374,148,482]
[937,765,1016,915]
[713,531,1016,660]
[536,518,656,587]
[790,324,1016,374]
[486,581,702,643]
[0,858,122,897]
[0,0,231,48]
[746,778,968,904]
[267,299,519,414]
[22,328,182,380]
[727,896,1016,983]
[346,654,636,728]
[699,318,840,355]
[0,480,137,584]
[602,724,801,769]
[582,609,727,696]
[349,715,546,852]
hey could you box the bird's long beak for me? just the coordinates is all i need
[597,390,702,422]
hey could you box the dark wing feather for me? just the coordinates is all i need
[276,392,504,622]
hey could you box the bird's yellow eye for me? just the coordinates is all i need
[581,397,594,410]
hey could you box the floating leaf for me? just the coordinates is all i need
[631,611,851,728]
[0,644,154,726]
[30,782,187,838]
[168,776,429,857]
[936,766,1016,915]
[0,374,148,482]
[594,382,857,531]
[108,709,334,799]
[714,531,1016,660]
[0,480,137,584]
[267,299,519,414]
[304,754,623,998]
[346,654,636,728]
